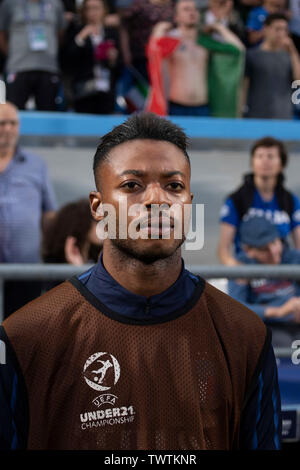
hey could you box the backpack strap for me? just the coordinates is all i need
[227,173,295,221]
[228,174,256,221]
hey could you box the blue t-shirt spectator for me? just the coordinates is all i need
[246,6,268,46]
[247,6,268,32]
[220,181,300,254]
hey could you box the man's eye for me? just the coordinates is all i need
[122,182,140,190]
[168,182,184,190]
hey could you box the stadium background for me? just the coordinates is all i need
[20,113,300,265]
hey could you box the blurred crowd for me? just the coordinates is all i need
[0,0,299,119]
[1,0,300,345]
[1,100,300,347]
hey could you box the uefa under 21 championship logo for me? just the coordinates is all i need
[83,352,120,391]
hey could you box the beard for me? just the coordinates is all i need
[110,237,185,265]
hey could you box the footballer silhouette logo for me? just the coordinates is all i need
[83,352,120,391]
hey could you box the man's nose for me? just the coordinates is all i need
[142,183,171,208]
[2,122,14,131]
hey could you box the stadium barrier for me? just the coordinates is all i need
[0,263,299,358]
[19,112,300,140]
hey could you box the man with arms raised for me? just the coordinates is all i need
[147,0,244,116]
[0,113,281,449]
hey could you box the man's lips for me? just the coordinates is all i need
[138,217,175,230]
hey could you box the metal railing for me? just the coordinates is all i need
[1,263,300,358]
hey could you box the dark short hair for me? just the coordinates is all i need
[264,13,288,27]
[250,136,288,168]
[80,0,108,24]
[93,112,190,186]
[43,199,94,263]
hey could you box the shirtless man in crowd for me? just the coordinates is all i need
[149,0,244,116]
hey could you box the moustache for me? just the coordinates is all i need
[134,213,176,229]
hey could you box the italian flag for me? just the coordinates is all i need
[146,33,245,118]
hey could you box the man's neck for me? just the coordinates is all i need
[102,243,183,298]
[260,40,280,52]
[254,174,277,198]
[178,25,198,41]
[150,0,169,5]
[90,21,104,29]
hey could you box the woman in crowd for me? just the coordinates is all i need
[218,136,300,265]
[64,0,120,114]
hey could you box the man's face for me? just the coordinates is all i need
[84,0,106,24]
[264,19,289,45]
[244,238,283,264]
[0,104,19,151]
[175,0,200,28]
[265,0,285,13]
[90,139,193,264]
[251,146,283,178]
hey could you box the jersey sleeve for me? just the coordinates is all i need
[291,194,300,229]
[239,330,282,449]
[219,197,240,227]
[0,326,29,450]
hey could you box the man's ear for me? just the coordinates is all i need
[89,191,103,221]
[65,236,84,266]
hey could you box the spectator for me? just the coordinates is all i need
[64,0,120,114]
[234,0,262,25]
[244,13,300,119]
[0,102,57,317]
[218,136,300,265]
[119,0,174,82]
[288,0,300,53]
[246,0,287,46]
[0,0,65,111]
[146,0,245,117]
[42,199,102,291]
[63,0,121,26]
[228,216,300,347]
[43,199,102,265]
[204,0,246,43]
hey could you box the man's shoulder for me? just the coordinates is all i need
[2,280,80,342]
[203,281,266,336]
[202,282,268,383]
[17,148,47,169]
